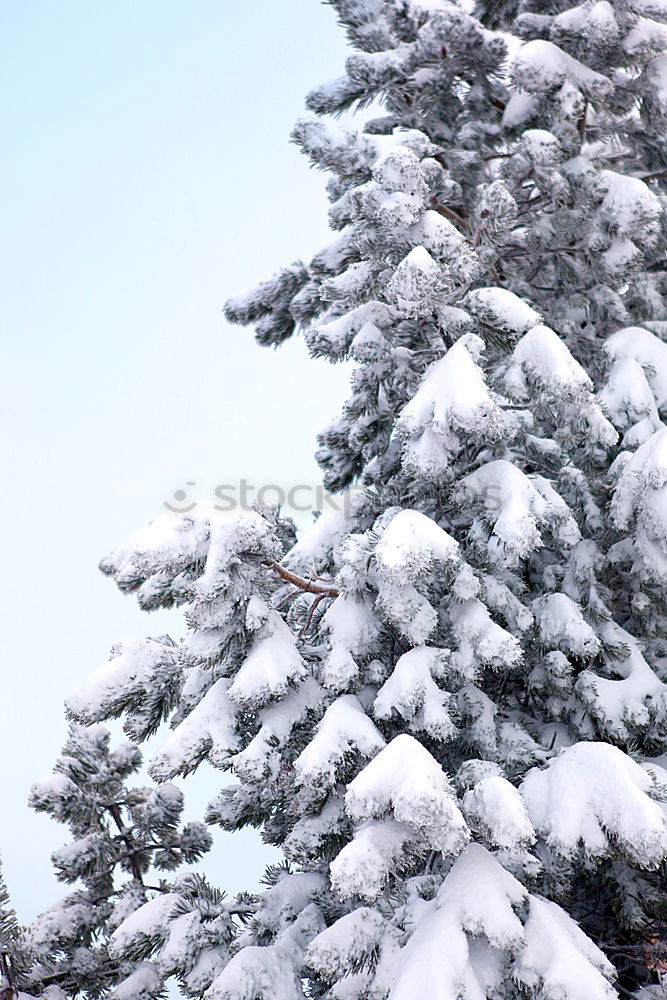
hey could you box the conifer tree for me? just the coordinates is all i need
[0,857,32,999]
[25,724,213,998]
[52,1,667,997]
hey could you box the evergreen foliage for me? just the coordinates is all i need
[26,725,212,998]
[0,857,31,999]
[27,1,667,997]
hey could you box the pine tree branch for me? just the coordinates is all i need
[635,167,667,181]
[226,902,256,917]
[108,805,145,886]
[429,198,468,231]
[0,953,15,999]
[276,588,303,611]
[299,593,328,636]
[482,151,512,161]
[577,99,588,142]
[262,561,339,597]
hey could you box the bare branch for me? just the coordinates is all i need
[262,560,339,597]
[300,593,328,637]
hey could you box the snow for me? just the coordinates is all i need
[598,344,662,447]
[231,678,322,783]
[645,50,667,113]
[66,635,179,729]
[294,695,385,790]
[158,910,214,980]
[462,775,536,849]
[373,646,457,741]
[575,620,666,740]
[464,287,541,337]
[511,39,614,101]
[503,324,592,401]
[305,907,385,983]
[307,301,393,359]
[606,325,667,411]
[456,460,580,565]
[623,14,667,54]
[345,734,470,854]
[382,842,618,999]
[283,795,347,863]
[102,506,277,599]
[29,773,79,820]
[205,904,323,1000]
[330,818,414,900]
[597,171,662,236]
[611,426,667,582]
[326,259,374,301]
[109,893,179,959]
[521,128,562,167]
[449,599,523,677]
[532,592,600,658]
[387,846,526,999]
[396,332,509,478]
[110,963,163,1000]
[372,145,425,196]
[29,896,96,953]
[515,897,616,1000]
[416,210,469,261]
[321,594,379,691]
[521,742,667,866]
[224,262,306,325]
[255,871,326,929]
[374,508,460,642]
[437,845,527,948]
[481,575,534,633]
[601,236,640,276]
[284,506,351,572]
[375,508,459,576]
[350,321,390,362]
[502,90,539,128]
[310,229,359,276]
[387,246,442,313]
[149,677,239,781]
[228,612,305,709]
[554,0,618,40]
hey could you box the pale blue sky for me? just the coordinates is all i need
[1,1,351,921]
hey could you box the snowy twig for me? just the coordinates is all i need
[109,805,145,886]
[482,151,512,161]
[262,560,339,597]
[0,954,15,999]
[276,588,303,611]
[429,197,468,231]
[577,99,588,142]
[299,593,329,637]
[635,167,667,182]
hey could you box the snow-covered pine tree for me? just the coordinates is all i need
[58,0,667,997]
[0,857,32,999]
[25,724,215,999]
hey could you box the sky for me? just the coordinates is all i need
[0,1,352,922]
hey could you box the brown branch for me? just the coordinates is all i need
[526,257,544,284]
[109,804,145,886]
[577,98,588,143]
[429,198,468,230]
[276,589,302,611]
[0,954,15,999]
[635,167,667,182]
[262,560,339,597]
[482,151,513,161]
[300,593,328,637]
